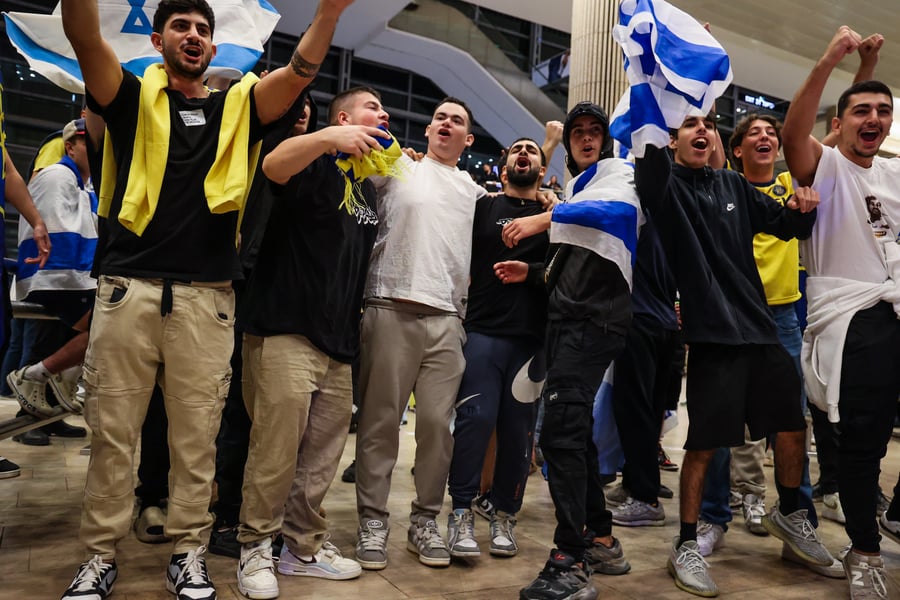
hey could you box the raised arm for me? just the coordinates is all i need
[253,0,353,125]
[4,152,50,267]
[821,33,883,148]
[541,120,564,165]
[60,0,123,108]
[783,26,861,186]
[262,124,387,185]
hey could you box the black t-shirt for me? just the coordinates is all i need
[465,194,549,342]
[239,154,379,363]
[87,68,262,281]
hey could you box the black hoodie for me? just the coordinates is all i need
[635,144,815,345]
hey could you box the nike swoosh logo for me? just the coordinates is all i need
[455,394,481,409]
[511,358,544,404]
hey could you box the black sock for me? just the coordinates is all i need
[679,521,697,544]
[779,486,800,515]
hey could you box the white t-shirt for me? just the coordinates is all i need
[365,155,486,316]
[802,146,900,283]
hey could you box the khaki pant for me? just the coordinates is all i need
[80,277,234,558]
[237,334,352,555]
[730,426,767,498]
[355,299,466,526]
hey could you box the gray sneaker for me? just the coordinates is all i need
[843,549,888,599]
[781,543,845,579]
[605,483,629,507]
[762,507,832,566]
[584,536,630,575]
[611,497,665,527]
[356,519,389,570]
[668,537,718,597]
[448,508,480,558]
[489,511,518,557]
[741,493,768,536]
[407,519,450,567]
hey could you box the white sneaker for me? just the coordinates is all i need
[696,520,725,557]
[781,543,845,579]
[667,537,718,597]
[278,541,362,580]
[822,493,847,524]
[237,539,278,599]
[742,493,768,536]
[843,549,888,599]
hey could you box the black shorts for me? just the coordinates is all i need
[684,342,805,450]
[26,289,95,329]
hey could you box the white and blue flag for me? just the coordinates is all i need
[609,0,732,158]
[4,0,280,94]
[551,158,644,289]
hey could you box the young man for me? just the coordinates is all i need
[505,102,641,600]
[782,26,900,600]
[635,113,827,598]
[354,97,486,570]
[234,87,389,599]
[57,1,353,598]
[10,118,96,418]
[446,137,550,559]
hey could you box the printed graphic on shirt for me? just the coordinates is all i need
[865,195,891,238]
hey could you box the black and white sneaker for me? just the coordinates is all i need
[520,549,598,600]
[61,556,117,599]
[166,545,216,600]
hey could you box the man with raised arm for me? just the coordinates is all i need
[782,27,900,600]
[57,1,353,599]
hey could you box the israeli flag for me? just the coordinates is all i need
[609,0,732,157]
[4,0,280,94]
[551,158,644,289]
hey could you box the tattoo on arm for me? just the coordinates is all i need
[290,51,321,78]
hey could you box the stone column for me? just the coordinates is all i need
[568,0,627,115]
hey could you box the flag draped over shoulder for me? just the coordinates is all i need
[550,158,644,289]
[608,0,732,158]
[4,0,280,94]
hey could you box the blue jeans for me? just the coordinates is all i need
[700,303,817,527]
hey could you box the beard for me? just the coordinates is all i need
[506,166,541,188]
[161,42,211,80]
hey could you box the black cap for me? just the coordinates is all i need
[563,101,613,176]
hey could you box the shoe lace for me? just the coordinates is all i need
[676,544,710,575]
[319,541,342,561]
[178,545,210,586]
[359,526,388,551]
[242,542,273,574]
[788,512,821,542]
[458,511,475,537]
[72,556,110,591]
[744,497,766,519]
[420,520,448,550]
[696,521,715,536]
[492,514,516,539]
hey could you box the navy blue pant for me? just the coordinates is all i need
[448,332,542,514]
[611,317,679,504]
[541,319,626,560]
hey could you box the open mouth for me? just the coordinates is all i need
[861,130,880,143]
[183,45,202,60]
[691,138,708,150]
[755,144,772,153]
[438,127,451,139]
[515,156,531,170]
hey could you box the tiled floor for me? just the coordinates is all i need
[1,395,899,599]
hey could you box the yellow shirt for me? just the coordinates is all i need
[751,171,801,305]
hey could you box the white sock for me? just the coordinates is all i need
[24,362,51,382]
[60,365,82,382]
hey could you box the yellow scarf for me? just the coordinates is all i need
[333,127,405,213]
[98,64,261,240]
